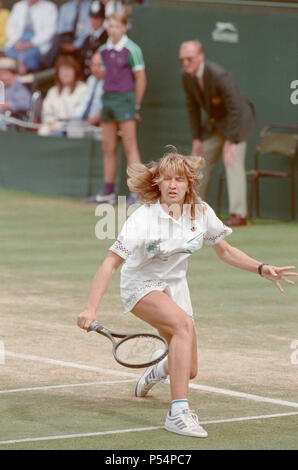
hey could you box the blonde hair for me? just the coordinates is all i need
[127,147,205,219]
[108,11,128,26]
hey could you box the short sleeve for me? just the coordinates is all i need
[109,206,145,260]
[203,204,232,246]
[127,41,145,72]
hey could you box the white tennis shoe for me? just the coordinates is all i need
[84,192,116,205]
[165,409,208,438]
[95,192,116,205]
[135,350,167,397]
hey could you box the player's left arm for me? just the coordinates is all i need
[128,42,147,115]
[212,239,298,293]
[133,69,147,114]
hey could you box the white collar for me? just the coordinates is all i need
[195,61,205,81]
[156,200,172,219]
[106,34,128,52]
[156,200,188,224]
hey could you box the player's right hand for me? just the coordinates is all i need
[77,309,98,332]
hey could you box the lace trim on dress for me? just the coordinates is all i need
[125,279,167,311]
[204,227,232,245]
[111,236,131,259]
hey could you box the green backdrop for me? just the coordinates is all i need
[0,131,127,198]
[1,1,297,219]
[130,2,298,220]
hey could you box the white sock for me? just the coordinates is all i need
[171,399,189,416]
[155,357,167,378]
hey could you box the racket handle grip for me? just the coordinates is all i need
[89,321,98,331]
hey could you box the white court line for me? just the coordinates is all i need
[0,380,137,394]
[5,351,139,378]
[5,350,298,409]
[0,411,297,446]
[188,383,298,409]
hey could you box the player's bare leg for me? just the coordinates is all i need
[157,326,198,381]
[132,290,194,399]
[132,290,207,438]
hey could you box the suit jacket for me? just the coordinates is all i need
[182,60,255,143]
[79,28,108,79]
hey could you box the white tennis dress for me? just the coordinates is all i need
[109,201,232,317]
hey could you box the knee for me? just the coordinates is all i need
[122,135,137,155]
[174,314,194,338]
[102,140,117,156]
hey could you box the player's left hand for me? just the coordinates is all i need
[261,265,298,292]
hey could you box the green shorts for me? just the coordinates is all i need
[101,91,136,122]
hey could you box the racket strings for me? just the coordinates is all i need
[115,335,167,367]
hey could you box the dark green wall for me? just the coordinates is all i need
[131,3,298,220]
[0,132,127,198]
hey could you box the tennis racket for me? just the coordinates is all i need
[89,322,168,369]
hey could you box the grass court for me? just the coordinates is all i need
[0,189,297,450]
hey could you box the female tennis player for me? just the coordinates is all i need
[77,148,297,438]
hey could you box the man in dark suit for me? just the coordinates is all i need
[179,40,255,226]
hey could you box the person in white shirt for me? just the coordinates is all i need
[5,0,58,73]
[77,148,297,438]
[39,54,86,136]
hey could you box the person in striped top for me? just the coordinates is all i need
[86,12,147,206]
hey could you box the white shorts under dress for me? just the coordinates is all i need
[109,201,232,318]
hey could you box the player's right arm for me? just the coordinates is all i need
[77,251,124,331]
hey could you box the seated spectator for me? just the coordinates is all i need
[0,1,10,54]
[0,57,32,130]
[71,51,104,126]
[5,0,58,73]
[38,55,86,136]
[58,0,92,53]
[79,1,108,80]
[102,0,125,19]
[101,0,134,30]
[0,57,32,116]
[41,0,92,68]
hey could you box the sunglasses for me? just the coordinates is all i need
[179,56,197,63]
